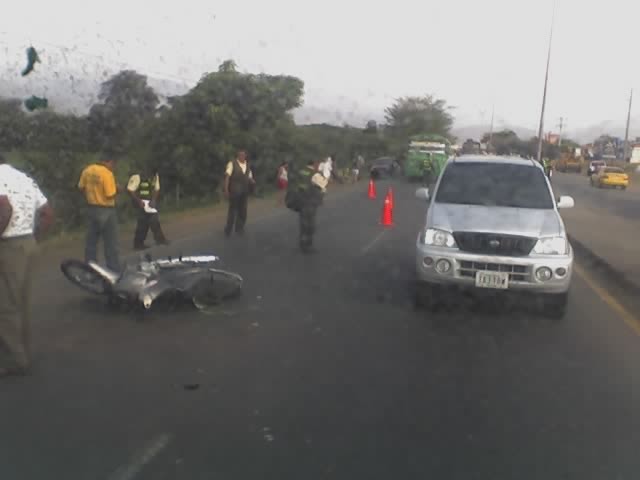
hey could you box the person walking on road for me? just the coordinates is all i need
[223,149,255,237]
[295,159,328,254]
[0,154,53,377]
[127,169,169,250]
[77,153,120,272]
[352,154,365,183]
[319,156,333,180]
[277,161,289,205]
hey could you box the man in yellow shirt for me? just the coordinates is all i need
[77,154,120,272]
[223,149,255,236]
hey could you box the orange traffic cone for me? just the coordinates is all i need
[381,195,393,227]
[386,187,394,210]
[368,179,376,199]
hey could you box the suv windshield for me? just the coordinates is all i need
[435,162,554,209]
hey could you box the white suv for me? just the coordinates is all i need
[415,155,575,318]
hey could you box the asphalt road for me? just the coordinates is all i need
[552,171,640,220]
[2,179,640,480]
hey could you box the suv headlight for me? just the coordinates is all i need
[533,236,568,255]
[421,228,457,247]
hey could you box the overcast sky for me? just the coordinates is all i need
[1,0,638,131]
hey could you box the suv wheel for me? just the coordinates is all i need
[542,292,568,319]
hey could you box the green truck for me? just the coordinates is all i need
[403,134,451,183]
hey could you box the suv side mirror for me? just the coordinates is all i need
[557,195,575,209]
[415,188,430,200]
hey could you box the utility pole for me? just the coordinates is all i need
[536,1,556,163]
[623,89,633,162]
[488,104,495,151]
[557,117,564,146]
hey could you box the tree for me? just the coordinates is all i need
[385,95,454,139]
[559,138,580,153]
[218,59,238,73]
[522,137,561,160]
[481,129,523,155]
[146,62,305,200]
[0,97,27,150]
[365,120,378,133]
[88,70,159,152]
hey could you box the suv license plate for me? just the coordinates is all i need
[475,271,509,289]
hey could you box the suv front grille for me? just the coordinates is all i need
[453,232,537,256]
[459,261,530,282]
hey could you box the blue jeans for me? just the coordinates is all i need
[84,206,120,272]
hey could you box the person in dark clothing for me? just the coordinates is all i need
[295,159,328,254]
[127,170,169,250]
[223,150,255,236]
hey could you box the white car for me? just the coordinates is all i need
[587,160,606,177]
[415,155,575,318]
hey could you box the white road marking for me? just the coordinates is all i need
[106,433,172,480]
[361,230,387,255]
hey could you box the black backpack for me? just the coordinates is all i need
[284,188,301,212]
[284,167,303,212]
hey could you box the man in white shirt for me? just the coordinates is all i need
[0,154,53,377]
[223,149,256,237]
[319,156,333,180]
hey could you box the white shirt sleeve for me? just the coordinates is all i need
[31,179,48,210]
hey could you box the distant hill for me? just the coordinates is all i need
[566,120,640,144]
[292,105,381,127]
[451,124,537,143]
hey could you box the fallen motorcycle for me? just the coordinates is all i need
[61,254,243,312]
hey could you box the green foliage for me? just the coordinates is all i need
[479,130,567,160]
[144,63,306,201]
[482,129,522,155]
[560,139,581,153]
[5,61,434,234]
[0,98,27,149]
[384,95,454,163]
[385,95,454,140]
[88,70,159,153]
[19,151,95,232]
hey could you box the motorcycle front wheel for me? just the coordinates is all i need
[190,269,243,311]
[60,259,112,295]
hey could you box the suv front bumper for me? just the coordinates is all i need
[415,242,573,294]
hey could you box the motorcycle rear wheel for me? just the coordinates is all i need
[60,259,111,295]
[190,269,243,311]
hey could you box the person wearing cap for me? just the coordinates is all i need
[77,152,120,272]
[0,153,53,377]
